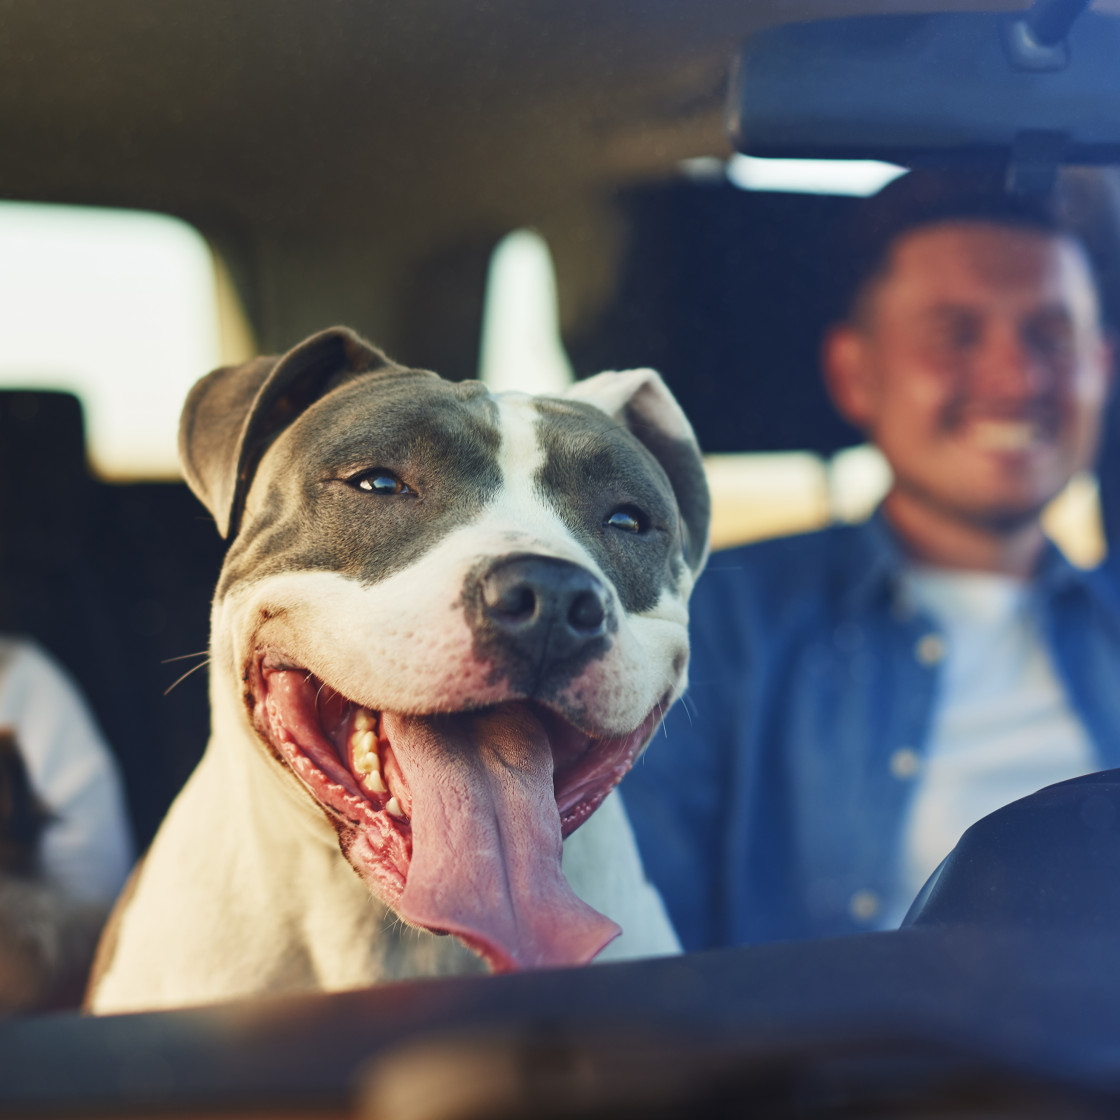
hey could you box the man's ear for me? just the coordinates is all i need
[822,323,876,431]
[1098,328,1117,397]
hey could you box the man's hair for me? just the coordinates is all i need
[837,169,1089,322]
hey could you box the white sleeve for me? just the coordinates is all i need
[0,640,134,904]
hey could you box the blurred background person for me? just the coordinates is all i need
[0,639,132,1011]
[624,171,1119,950]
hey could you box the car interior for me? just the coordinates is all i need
[3,0,1120,1115]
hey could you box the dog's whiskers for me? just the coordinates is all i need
[382,911,413,940]
[668,666,696,729]
[161,649,210,664]
[164,657,211,695]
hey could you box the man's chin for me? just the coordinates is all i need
[966,503,1054,536]
[888,478,1058,538]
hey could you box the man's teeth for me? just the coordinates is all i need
[969,419,1041,451]
[386,796,404,818]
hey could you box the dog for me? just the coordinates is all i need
[87,327,709,1012]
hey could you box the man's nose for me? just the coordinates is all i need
[973,322,1050,398]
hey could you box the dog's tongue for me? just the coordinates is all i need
[381,704,620,971]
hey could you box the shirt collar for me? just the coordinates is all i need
[838,506,1108,616]
[1033,535,1089,594]
[837,507,908,615]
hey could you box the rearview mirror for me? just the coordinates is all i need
[728,10,1120,173]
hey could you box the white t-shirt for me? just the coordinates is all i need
[886,567,1097,926]
[0,638,134,904]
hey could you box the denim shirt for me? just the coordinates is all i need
[623,512,1120,951]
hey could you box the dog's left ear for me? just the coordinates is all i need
[563,369,710,576]
[180,327,399,538]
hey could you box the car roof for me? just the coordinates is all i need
[0,1,1039,355]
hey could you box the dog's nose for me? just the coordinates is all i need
[477,556,610,661]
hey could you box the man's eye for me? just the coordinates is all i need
[926,312,982,355]
[943,321,981,352]
[1026,319,1075,359]
[605,507,647,534]
[350,470,409,495]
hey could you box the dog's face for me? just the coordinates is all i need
[181,328,709,974]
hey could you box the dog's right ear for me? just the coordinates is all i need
[180,327,397,538]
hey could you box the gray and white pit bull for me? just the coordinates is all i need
[88,327,709,1013]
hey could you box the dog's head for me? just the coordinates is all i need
[181,326,709,972]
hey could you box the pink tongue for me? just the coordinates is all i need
[381,704,621,971]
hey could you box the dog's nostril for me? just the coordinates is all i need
[487,582,537,623]
[568,590,606,634]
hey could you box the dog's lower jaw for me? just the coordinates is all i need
[251,657,666,972]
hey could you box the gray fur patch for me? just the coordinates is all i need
[531,398,682,616]
[218,373,502,597]
[622,402,710,575]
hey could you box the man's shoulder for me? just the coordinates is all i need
[695,520,869,601]
[684,520,879,657]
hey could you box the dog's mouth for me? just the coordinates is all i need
[250,653,662,973]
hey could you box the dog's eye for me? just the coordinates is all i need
[351,470,409,496]
[605,507,647,534]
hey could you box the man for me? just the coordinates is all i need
[623,171,1118,950]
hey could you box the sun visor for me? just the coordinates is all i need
[728,9,1120,175]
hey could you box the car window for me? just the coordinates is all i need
[0,201,251,478]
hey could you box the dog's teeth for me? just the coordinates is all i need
[386,796,404,818]
[350,730,376,759]
[354,709,375,732]
[350,729,384,791]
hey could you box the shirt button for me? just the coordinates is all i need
[915,632,946,666]
[889,747,921,780]
[849,889,880,924]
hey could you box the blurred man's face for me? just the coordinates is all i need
[825,222,1112,533]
